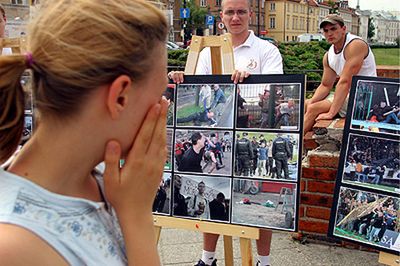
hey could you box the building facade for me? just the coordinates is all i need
[266,0,320,42]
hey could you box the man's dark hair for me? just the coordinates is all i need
[198,181,205,186]
[217,192,225,199]
[191,132,202,145]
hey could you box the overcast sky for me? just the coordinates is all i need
[348,0,400,12]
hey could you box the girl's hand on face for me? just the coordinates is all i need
[103,97,169,214]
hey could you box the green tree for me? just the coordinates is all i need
[328,0,339,14]
[367,17,375,41]
[186,0,208,35]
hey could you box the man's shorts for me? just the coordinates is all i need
[326,93,349,118]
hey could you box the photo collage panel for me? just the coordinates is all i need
[330,76,400,254]
[153,75,305,232]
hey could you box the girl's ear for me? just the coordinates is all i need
[106,75,132,120]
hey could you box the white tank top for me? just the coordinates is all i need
[327,33,377,77]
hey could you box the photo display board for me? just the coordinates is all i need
[329,76,400,255]
[153,74,305,232]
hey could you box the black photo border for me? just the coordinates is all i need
[328,75,400,255]
[160,74,305,233]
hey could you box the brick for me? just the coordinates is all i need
[313,119,333,129]
[302,168,337,181]
[333,118,346,129]
[299,206,305,217]
[302,167,337,181]
[300,193,333,208]
[300,180,306,192]
[299,220,329,234]
[306,206,332,221]
[307,180,335,194]
[308,154,339,168]
[303,131,318,150]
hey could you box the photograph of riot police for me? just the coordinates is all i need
[152,173,172,215]
[175,130,233,176]
[351,80,400,135]
[234,131,299,181]
[172,174,231,222]
[333,187,399,253]
[232,179,296,230]
[236,83,301,130]
[342,134,400,193]
[164,84,175,126]
[165,129,173,171]
[176,83,235,128]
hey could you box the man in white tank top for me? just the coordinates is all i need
[304,14,377,133]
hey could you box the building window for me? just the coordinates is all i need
[216,0,221,6]
[270,17,276,29]
[200,0,207,7]
[11,0,27,4]
[287,15,290,29]
[270,3,275,11]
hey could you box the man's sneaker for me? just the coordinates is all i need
[194,259,217,266]
[256,260,270,266]
[216,164,225,170]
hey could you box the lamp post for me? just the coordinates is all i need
[257,0,261,36]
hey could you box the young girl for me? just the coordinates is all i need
[0,0,168,265]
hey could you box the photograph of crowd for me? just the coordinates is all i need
[234,131,299,181]
[333,187,399,253]
[176,84,234,128]
[236,83,301,130]
[231,179,297,230]
[165,129,173,171]
[342,134,400,193]
[172,174,231,222]
[174,130,232,176]
[152,173,171,215]
[351,80,400,135]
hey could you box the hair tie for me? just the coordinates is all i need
[24,52,34,68]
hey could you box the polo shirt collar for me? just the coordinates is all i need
[235,30,255,49]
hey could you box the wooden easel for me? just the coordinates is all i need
[379,252,400,266]
[155,34,260,266]
[0,37,27,54]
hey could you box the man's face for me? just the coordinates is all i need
[198,183,205,194]
[174,176,182,190]
[220,0,251,36]
[321,23,346,45]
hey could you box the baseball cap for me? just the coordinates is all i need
[319,14,345,29]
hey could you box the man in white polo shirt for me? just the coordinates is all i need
[304,14,376,133]
[169,0,282,265]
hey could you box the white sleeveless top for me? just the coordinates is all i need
[0,168,127,265]
[327,33,377,77]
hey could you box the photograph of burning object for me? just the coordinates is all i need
[231,179,297,230]
[236,83,301,130]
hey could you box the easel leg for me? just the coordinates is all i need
[223,235,234,266]
[155,225,162,244]
[240,237,253,266]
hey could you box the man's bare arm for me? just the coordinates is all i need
[328,40,368,116]
[308,53,337,104]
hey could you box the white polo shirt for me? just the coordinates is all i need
[196,30,283,75]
